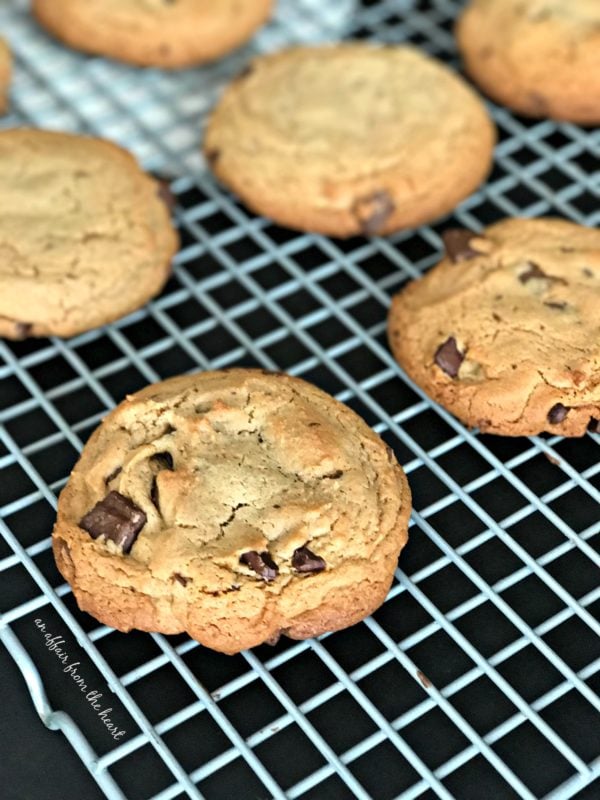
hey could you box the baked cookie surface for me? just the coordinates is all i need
[456,0,600,124]
[53,369,411,654]
[204,44,495,237]
[388,219,600,437]
[0,129,178,339]
[0,38,10,113]
[32,0,273,69]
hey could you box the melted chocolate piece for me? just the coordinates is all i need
[172,573,190,586]
[519,262,568,286]
[434,337,464,378]
[14,322,33,339]
[292,546,326,574]
[79,491,146,554]
[548,403,569,424]
[323,470,344,479]
[442,228,483,262]
[543,301,567,310]
[205,148,221,167]
[240,550,278,581]
[353,190,395,236]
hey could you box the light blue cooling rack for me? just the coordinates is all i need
[0,1,599,798]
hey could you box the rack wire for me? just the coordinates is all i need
[1,0,599,798]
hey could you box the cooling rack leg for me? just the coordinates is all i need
[0,622,126,800]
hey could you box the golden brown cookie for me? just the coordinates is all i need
[0,38,10,114]
[53,369,411,654]
[456,0,600,124]
[32,0,273,69]
[388,219,600,437]
[0,129,178,339]
[204,44,496,237]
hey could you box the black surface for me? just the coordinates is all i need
[0,644,104,800]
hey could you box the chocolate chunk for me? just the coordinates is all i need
[240,550,278,581]
[104,466,122,485]
[519,262,568,285]
[292,546,326,574]
[519,262,546,283]
[442,228,483,262]
[79,491,146,554]
[14,322,33,339]
[151,452,174,471]
[582,268,594,278]
[434,337,464,378]
[544,301,567,310]
[205,148,221,167]
[172,573,190,586]
[352,190,395,236]
[588,419,599,433]
[548,403,569,424]
[323,469,344,479]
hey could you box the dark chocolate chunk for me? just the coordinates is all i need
[240,550,278,581]
[323,469,344,479]
[434,337,464,378]
[548,403,569,424]
[79,491,146,554]
[442,228,483,262]
[582,268,594,278]
[543,301,567,310]
[519,261,546,283]
[519,262,568,285]
[14,322,33,339]
[588,418,599,433]
[292,546,326,574]
[104,466,122,485]
[172,573,190,586]
[352,190,395,236]
[205,148,221,167]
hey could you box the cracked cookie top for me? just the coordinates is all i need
[388,218,600,436]
[53,370,411,652]
[0,129,178,339]
[203,44,495,237]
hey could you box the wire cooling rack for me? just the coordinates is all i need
[1,0,599,798]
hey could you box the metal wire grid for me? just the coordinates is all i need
[0,0,599,798]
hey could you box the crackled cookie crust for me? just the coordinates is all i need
[53,370,411,654]
[388,218,600,437]
[456,0,600,124]
[204,44,495,237]
[0,129,178,339]
[33,0,273,69]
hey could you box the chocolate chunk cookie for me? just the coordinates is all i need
[0,38,10,114]
[388,219,600,436]
[53,369,411,654]
[0,129,178,339]
[456,0,600,124]
[204,44,496,237]
[32,0,273,69]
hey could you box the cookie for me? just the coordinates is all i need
[388,218,600,437]
[456,0,600,124]
[52,369,411,654]
[32,0,273,69]
[204,44,496,237]
[0,129,178,339]
[0,38,10,114]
